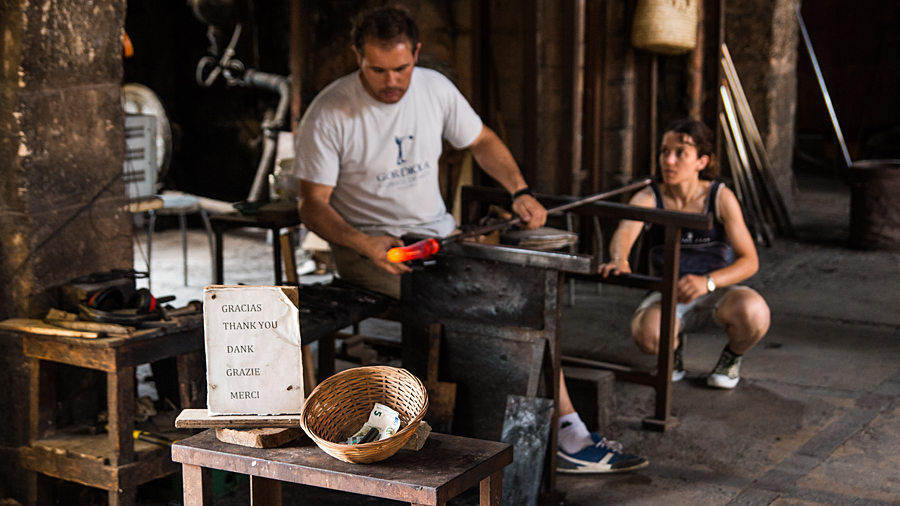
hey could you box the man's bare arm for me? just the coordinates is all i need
[299,180,410,274]
[468,126,547,229]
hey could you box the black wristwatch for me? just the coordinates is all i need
[512,187,535,200]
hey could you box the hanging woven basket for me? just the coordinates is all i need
[631,0,699,56]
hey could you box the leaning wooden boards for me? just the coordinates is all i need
[203,285,303,415]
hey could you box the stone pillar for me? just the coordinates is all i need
[726,0,798,212]
[0,0,128,501]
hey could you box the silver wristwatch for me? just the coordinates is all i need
[706,274,716,293]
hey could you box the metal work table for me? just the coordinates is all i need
[19,315,206,506]
[297,281,393,379]
[401,239,593,501]
[172,429,512,506]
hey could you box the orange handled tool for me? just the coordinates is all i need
[387,179,652,263]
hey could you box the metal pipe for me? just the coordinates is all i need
[792,0,852,168]
[455,178,654,242]
[388,179,653,263]
[242,70,291,203]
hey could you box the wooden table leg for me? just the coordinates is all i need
[214,228,225,284]
[177,351,207,409]
[272,227,283,285]
[302,344,317,395]
[480,470,502,506]
[29,358,56,442]
[27,471,55,506]
[317,333,336,380]
[108,486,137,506]
[107,366,135,466]
[182,464,212,506]
[250,475,282,506]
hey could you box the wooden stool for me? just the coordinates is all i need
[210,211,301,286]
[172,429,512,506]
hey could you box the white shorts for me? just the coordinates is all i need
[634,285,756,330]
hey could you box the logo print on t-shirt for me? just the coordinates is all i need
[395,135,414,165]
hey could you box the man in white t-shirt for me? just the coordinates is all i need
[294,6,647,474]
[295,8,545,300]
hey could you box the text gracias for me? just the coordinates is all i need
[218,302,282,401]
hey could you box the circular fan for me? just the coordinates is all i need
[122,83,173,186]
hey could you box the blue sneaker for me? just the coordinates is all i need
[557,433,648,474]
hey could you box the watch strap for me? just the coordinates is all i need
[512,187,535,200]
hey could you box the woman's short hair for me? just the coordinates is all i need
[352,6,419,55]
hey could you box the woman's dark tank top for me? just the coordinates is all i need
[647,181,731,277]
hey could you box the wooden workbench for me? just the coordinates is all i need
[18,315,206,506]
[172,429,513,506]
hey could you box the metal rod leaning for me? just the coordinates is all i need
[719,113,759,244]
[792,0,852,168]
[720,44,794,235]
[720,84,773,246]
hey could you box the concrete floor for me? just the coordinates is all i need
[135,172,900,505]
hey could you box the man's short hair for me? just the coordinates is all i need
[352,5,420,55]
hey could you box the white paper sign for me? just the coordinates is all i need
[203,285,303,415]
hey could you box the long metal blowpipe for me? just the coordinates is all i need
[387,179,653,263]
[793,0,852,168]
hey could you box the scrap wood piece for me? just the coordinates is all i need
[175,409,304,429]
[43,316,135,336]
[216,427,304,448]
[0,318,100,339]
[45,308,78,321]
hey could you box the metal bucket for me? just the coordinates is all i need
[849,159,900,250]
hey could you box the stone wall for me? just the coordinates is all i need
[0,0,129,501]
[726,0,797,211]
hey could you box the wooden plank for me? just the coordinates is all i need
[44,319,134,336]
[23,337,117,371]
[21,440,178,491]
[176,409,304,429]
[215,428,304,448]
[1,318,100,338]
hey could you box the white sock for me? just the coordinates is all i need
[558,412,593,454]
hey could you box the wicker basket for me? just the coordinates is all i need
[301,366,429,464]
[631,0,699,55]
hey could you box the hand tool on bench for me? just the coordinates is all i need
[387,178,652,263]
[423,323,457,434]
